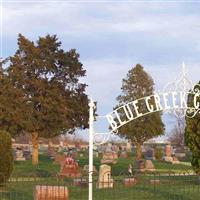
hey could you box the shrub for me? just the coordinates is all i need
[0,130,13,183]
[154,147,163,160]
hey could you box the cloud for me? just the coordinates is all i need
[3,3,200,39]
[3,2,200,64]
[2,2,200,136]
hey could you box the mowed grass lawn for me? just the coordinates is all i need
[4,153,198,200]
[12,152,193,177]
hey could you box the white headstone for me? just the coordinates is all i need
[96,164,113,189]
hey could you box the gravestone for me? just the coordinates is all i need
[135,160,145,172]
[15,149,25,161]
[108,143,112,148]
[175,147,186,159]
[112,145,119,152]
[59,157,81,178]
[101,152,118,164]
[112,152,118,159]
[96,164,113,189]
[145,160,155,171]
[172,156,180,164]
[97,146,104,153]
[83,165,97,173]
[165,144,171,157]
[105,143,112,152]
[126,142,132,152]
[34,185,68,200]
[120,151,128,158]
[23,150,31,160]
[144,148,155,160]
[163,144,173,163]
[48,146,56,160]
[73,178,88,187]
[123,178,137,187]
[95,151,99,158]
[60,141,63,146]
[122,145,126,151]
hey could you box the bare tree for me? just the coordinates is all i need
[168,115,185,146]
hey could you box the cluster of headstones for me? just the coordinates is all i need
[136,143,187,172]
[33,142,188,200]
[47,144,87,160]
[97,142,132,164]
[52,142,132,181]
[13,146,31,161]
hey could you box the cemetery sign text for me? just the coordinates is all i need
[106,84,200,132]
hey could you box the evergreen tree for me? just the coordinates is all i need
[116,64,165,160]
[4,34,89,165]
[185,81,200,174]
[0,59,27,136]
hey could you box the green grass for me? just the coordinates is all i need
[12,153,193,177]
[5,153,198,200]
[153,160,193,173]
[3,175,200,200]
[12,154,59,177]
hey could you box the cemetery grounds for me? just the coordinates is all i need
[1,150,200,200]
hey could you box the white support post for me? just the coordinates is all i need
[88,99,95,200]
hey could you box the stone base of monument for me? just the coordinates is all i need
[123,178,137,187]
[145,160,156,172]
[163,156,173,163]
[96,179,114,189]
[34,185,68,200]
[16,157,26,161]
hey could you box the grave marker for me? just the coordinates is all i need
[96,165,113,189]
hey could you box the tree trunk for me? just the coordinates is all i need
[136,143,142,160]
[31,132,39,165]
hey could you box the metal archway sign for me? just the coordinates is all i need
[106,88,200,133]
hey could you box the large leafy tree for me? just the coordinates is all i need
[4,34,89,165]
[116,64,165,160]
[185,82,200,174]
[0,58,27,136]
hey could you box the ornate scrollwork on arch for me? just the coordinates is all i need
[185,83,200,118]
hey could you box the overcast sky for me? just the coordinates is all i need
[1,1,200,140]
